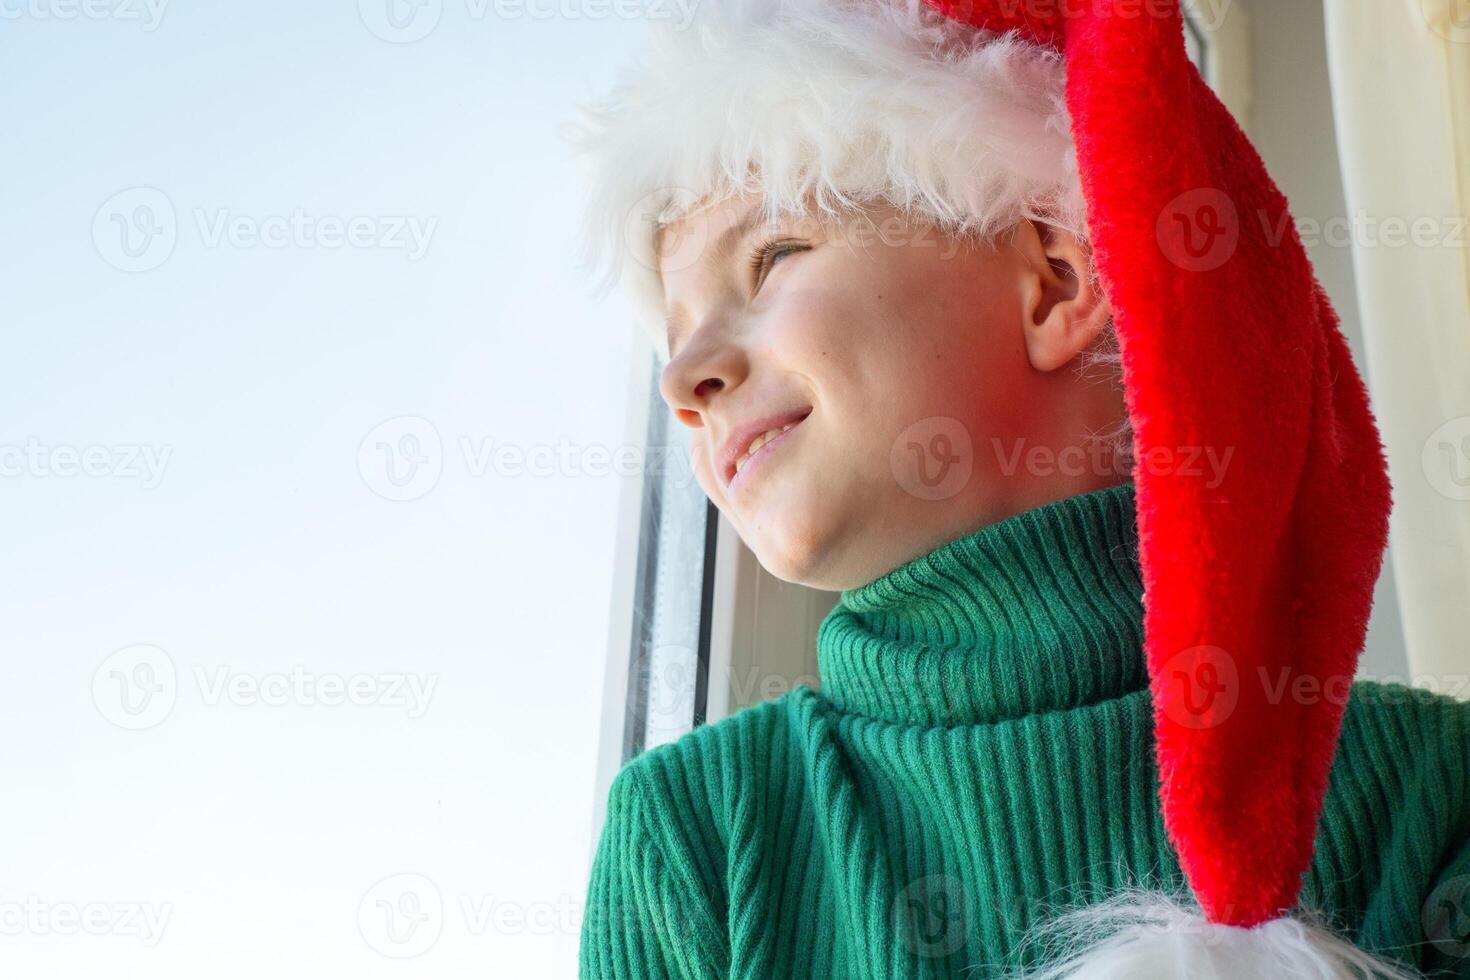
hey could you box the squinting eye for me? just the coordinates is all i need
[748,239,807,291]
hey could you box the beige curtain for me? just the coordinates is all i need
[1322,0,1470,691]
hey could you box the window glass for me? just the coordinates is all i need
[622,352,715,759]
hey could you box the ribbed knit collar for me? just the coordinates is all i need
[815,482,1148,726]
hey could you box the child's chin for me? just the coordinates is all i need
[745,505,835,587]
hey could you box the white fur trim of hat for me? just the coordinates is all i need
[559,0,1085,362]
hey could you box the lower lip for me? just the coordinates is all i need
[727,419,806,497]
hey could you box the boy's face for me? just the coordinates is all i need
[657,190,1123,592]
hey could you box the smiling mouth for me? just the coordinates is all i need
[727,409,812,495]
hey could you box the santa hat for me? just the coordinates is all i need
[562,0,1402,974]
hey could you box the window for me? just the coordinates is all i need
[619,350,718,760]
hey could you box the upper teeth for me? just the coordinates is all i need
[734,422,798,475]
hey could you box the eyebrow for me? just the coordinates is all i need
[664,205,771,355]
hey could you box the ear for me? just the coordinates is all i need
[1014,219,1112,373]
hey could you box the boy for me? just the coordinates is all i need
[564,0,1470,975]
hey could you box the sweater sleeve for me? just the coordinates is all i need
[579,763,726,979]
[1420,833,1470,978]
[1317,684,1470,977]
[1403,690,1470,979]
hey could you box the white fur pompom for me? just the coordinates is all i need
[1004,888,1422,980]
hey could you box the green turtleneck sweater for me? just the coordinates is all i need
[579,483,1470,978]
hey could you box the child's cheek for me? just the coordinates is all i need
[689,434,718,497]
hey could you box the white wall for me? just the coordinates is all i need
[1234,0,1410,679]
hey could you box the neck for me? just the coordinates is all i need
[815,482,1147,726]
